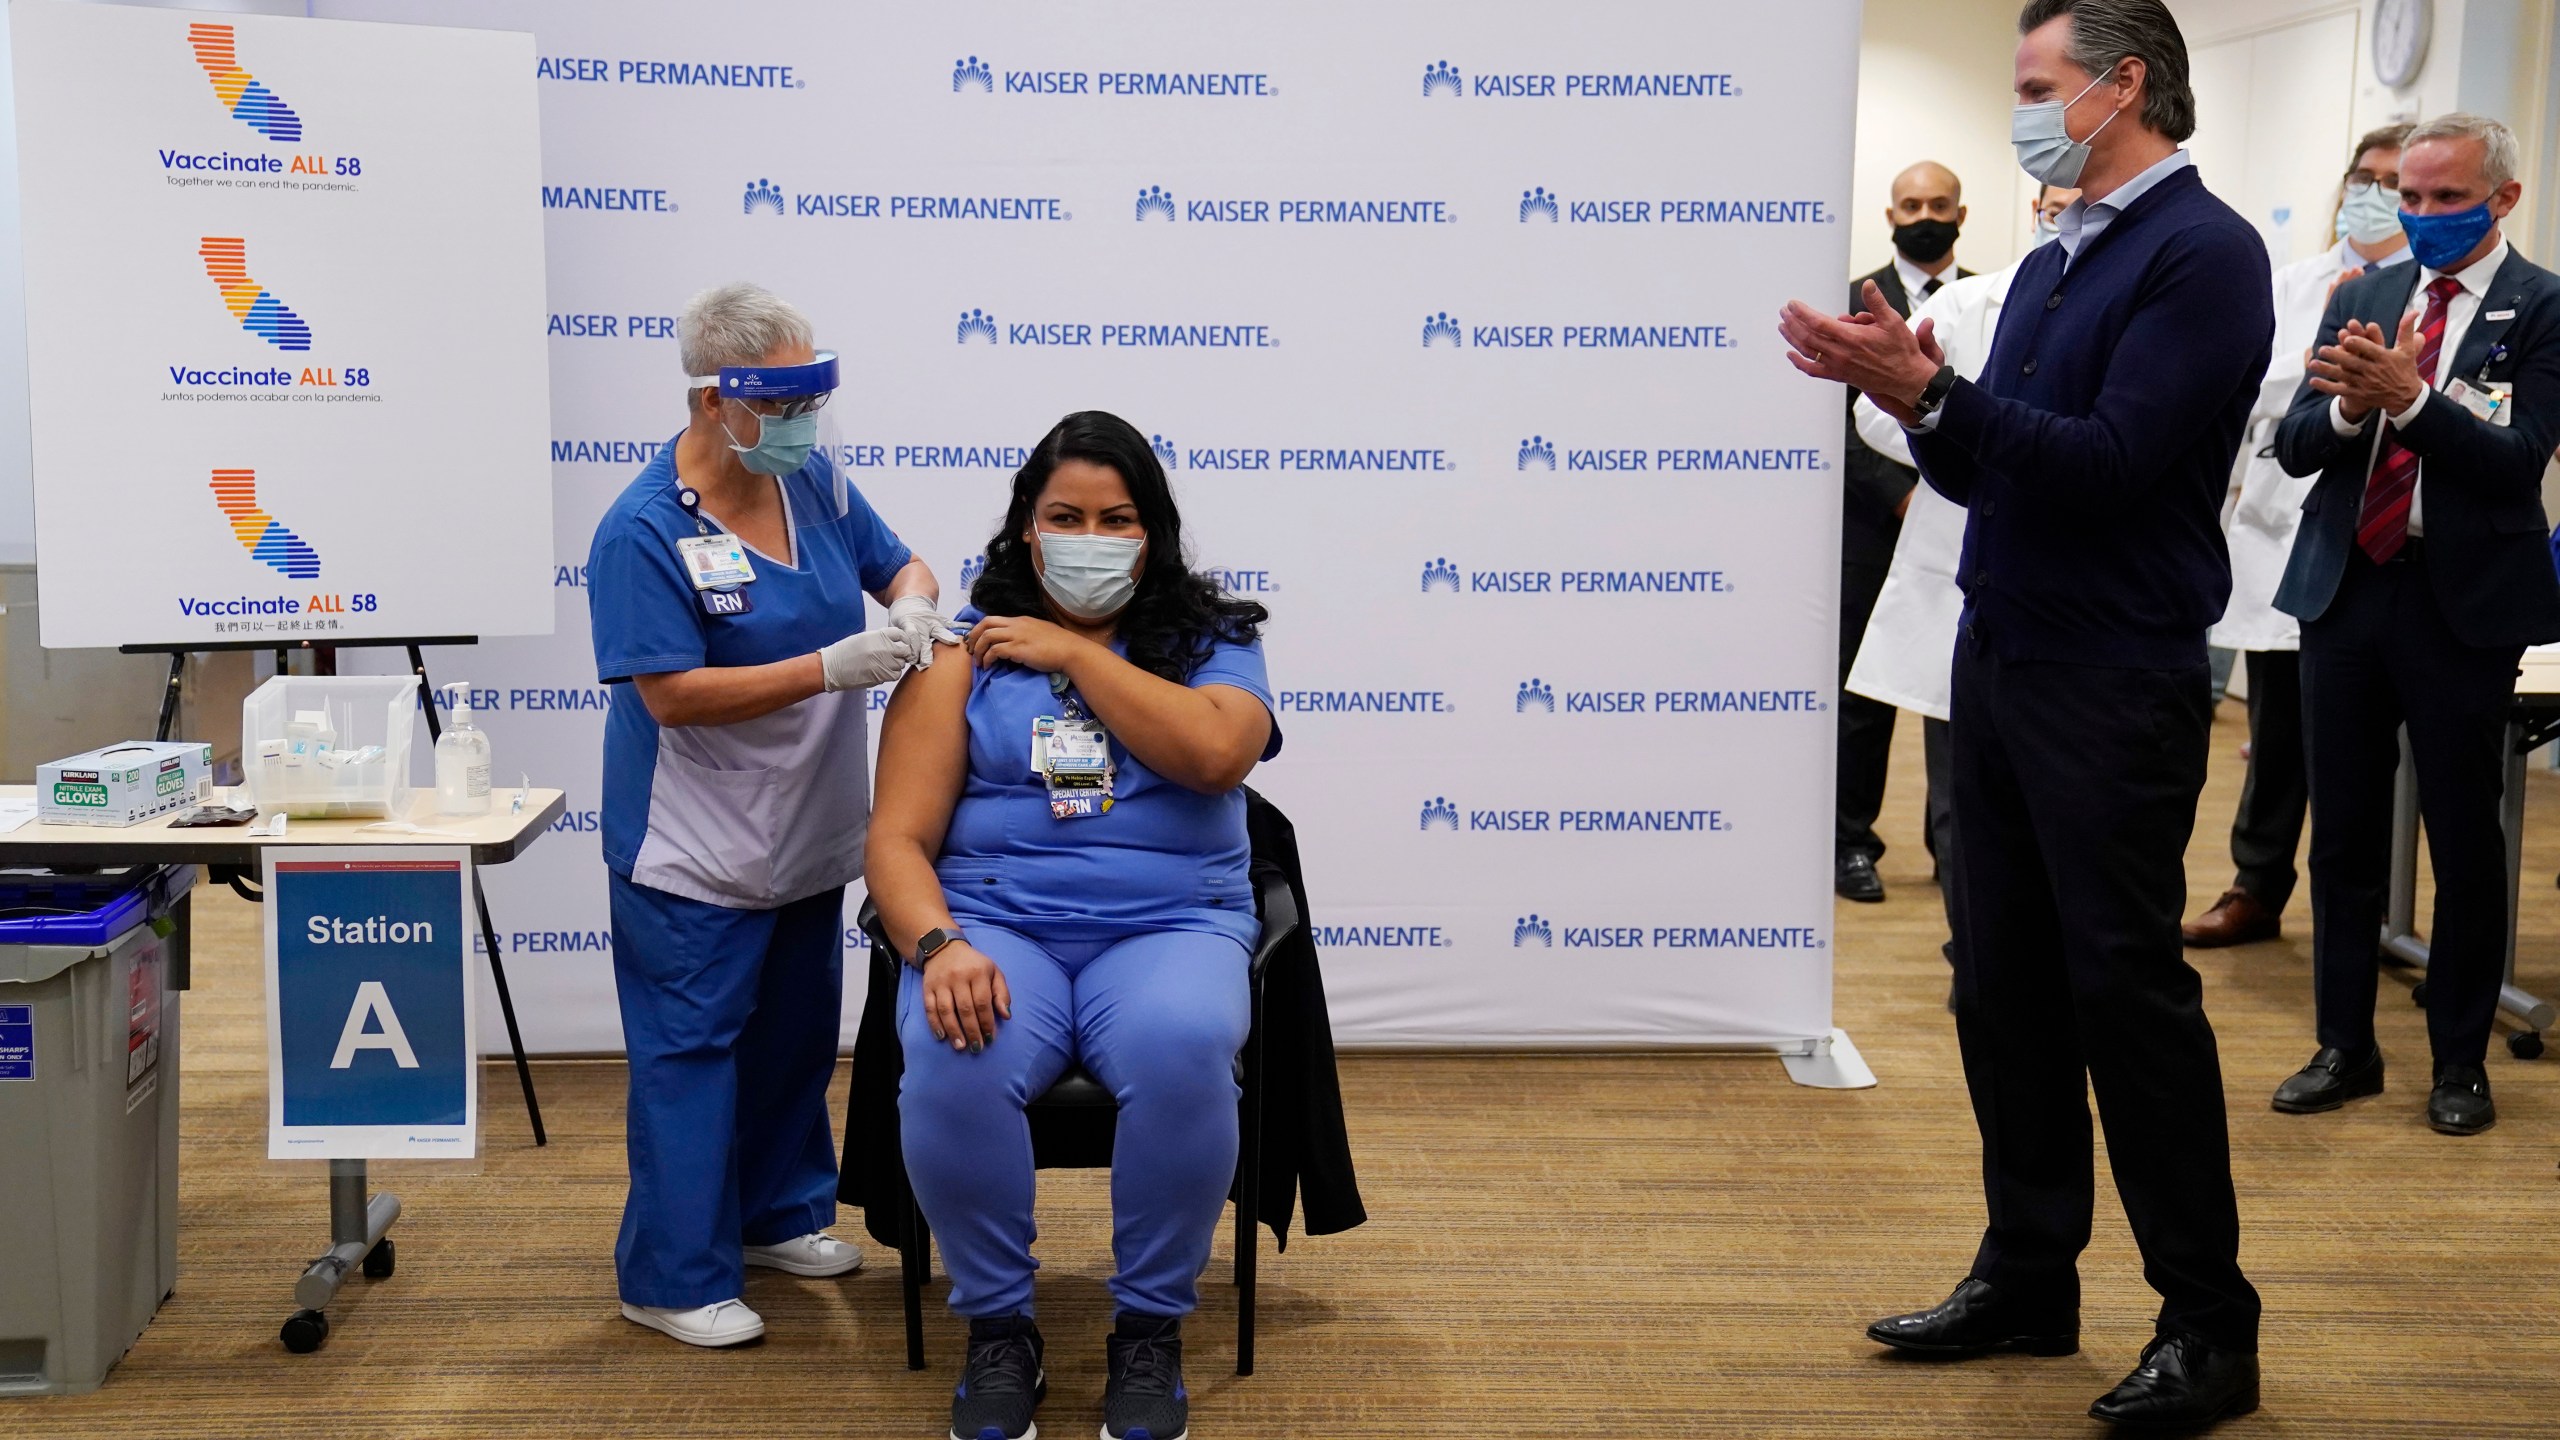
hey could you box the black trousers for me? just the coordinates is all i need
[1924,716,1959,944]
[2229,649,2309,910]
[1836,560,1895,860]
[2300,547,2520,1070]
[1946,638,2260,1351]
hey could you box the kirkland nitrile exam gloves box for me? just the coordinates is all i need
[39,742,214,827]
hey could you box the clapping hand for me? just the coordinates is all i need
[2306,313,2426,423]
[1779,280,1945,425]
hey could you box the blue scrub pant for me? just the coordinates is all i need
[608,871,844,1309]
[898,923,1249,1320]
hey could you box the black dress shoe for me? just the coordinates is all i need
[1866,1277,2076,1357]
[1836,852,1885,903]
[2270,1045,2383,1113]
[2088,1332,2259,1430]
[2428,1063,2495,1135]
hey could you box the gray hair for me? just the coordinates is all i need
[2017,0,2197,144]
[677,282,813,381]
[2404,112,2521,189]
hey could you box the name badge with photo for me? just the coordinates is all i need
[677,533,757,591]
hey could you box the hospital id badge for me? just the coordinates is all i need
[1034,715,1114,819]
[2445,378,2513,428]
[677,533,757,590]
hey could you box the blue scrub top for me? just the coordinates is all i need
[937,608,1282,951]
[588,436,913,907]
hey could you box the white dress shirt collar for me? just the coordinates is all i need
[2331,236,2412,271]
[2055,149,2195,265]
[2419,235,2510,302]
[1893,251,1953,304]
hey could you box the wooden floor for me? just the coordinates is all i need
[19,702,2560,1437]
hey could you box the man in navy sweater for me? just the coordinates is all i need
[1781,1,2267,1429]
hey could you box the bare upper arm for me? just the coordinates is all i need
[870,642,973,856]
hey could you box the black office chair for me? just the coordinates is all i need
[854,864,1300,1376]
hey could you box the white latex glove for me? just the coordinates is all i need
[818,628,917,692]
[886,594,964,670]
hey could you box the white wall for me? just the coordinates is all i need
[2185,10,2361,266]
[2173,0,2560,257]
[1852,0,2038,287]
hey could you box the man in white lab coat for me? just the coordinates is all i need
[1847,184,2079,954]
[2184,125,2414,948]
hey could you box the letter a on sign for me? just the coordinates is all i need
[331,980,422,1068]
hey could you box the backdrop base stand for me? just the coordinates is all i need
[1779,1029,1876,1089]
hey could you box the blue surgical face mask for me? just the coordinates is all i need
[2335,182,2403,245]
[722,407,818,475]
[2398,200,2496,272]
[2012,71,2120,189]
[1035,529,1144,620]
[2033,214,2062,243]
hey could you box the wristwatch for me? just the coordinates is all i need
[913,926,965,967]
[1908,363,1960,420]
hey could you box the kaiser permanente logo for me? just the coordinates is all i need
[1418,795,1733,834]
[1511,914,1823,949]
[1422,312,1736,350]
[536,56,801,89]
[543,181,676,214]
[1515,436,1828,473]
[953,308,1275,349]
[188,23,301,142]
[952,55,1274,97]
[1514,185,1833,226]
[1129,184,1451,225]
[1419,60,1741,99]
[742,176,1068,221]
[1420,557,1732,596]
[1514,677,1826,715]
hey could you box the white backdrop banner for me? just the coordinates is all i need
[312,0,1860,1052]
[10,0,552,649]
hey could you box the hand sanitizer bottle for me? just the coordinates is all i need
[434,685,492,816]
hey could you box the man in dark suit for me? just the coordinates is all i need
[2267,112,2560,1135]
[1783,1,2267,1427]
[1837,161,1972,904]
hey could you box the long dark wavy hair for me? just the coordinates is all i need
[969,410,1267,682]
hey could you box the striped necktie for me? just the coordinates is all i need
[2354,276,2465,563]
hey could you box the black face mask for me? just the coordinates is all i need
[1893,217,1960,264]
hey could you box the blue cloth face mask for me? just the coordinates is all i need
[2012,71,2120,189]
[2398,201,2496,272]
[722,407,818,475]
[2334,182,2403,245]
[1035,530,1144,620]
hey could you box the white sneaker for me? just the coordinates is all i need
[743,1231,865,1278]
[621,1298,765,1347]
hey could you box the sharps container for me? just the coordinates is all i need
[0,864,194,1395]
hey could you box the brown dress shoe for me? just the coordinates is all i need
[2182,888,2279,948]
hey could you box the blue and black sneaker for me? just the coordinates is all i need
[1102,1312,1187,1440]
[952,1313,1046,1440]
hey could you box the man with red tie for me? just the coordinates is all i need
[2269,112,2560,1134]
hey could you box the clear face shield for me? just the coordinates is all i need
[687,350,844,476]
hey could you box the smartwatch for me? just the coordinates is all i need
[913,926,965,968]
[1908,363,1960,421]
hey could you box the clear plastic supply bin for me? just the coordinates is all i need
[242,674,421,818]
[0,864,193,1394]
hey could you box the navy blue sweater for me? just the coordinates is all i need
[1910,166,2272,668]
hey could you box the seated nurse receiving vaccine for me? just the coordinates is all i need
[865,409,1279,1440]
